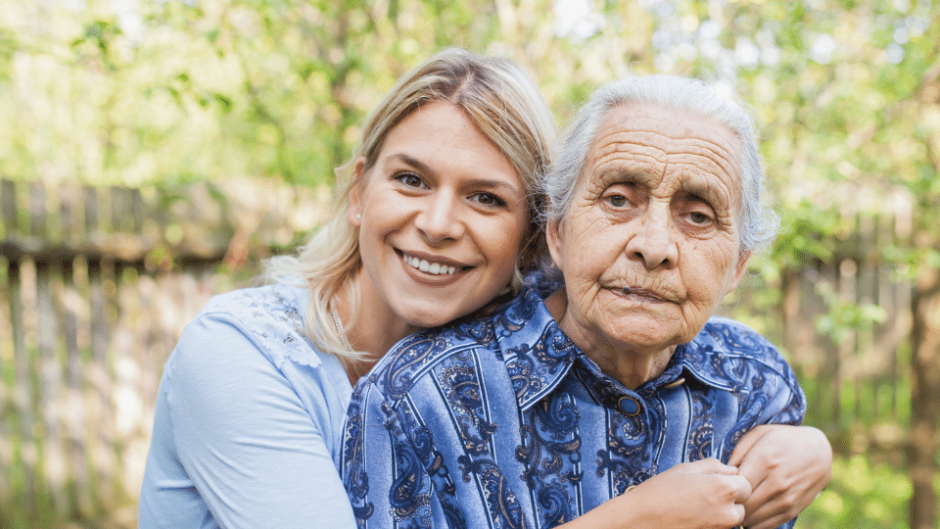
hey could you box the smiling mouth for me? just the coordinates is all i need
[401,253,462,276]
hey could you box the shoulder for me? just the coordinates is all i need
[683,317,800,393]
[694,316,776,355]
[359,321,492,405]
[360,289,545,404]
[182,281,327,370]
[200,281,305,321]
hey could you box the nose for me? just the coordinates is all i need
[625,204,678,269]
[415,192,464,243]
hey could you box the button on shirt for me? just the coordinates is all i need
[342,287,806,529]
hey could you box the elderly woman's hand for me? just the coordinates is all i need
[634,459,752,529]
[729,425,833,529]
[561,458,751,529]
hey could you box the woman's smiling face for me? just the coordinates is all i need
[548,103,752,359]
[349,102,529,329]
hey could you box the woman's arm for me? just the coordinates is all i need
[728,425,833,529]
[143,315,357,529]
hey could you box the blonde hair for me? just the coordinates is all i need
[265,48,557,361]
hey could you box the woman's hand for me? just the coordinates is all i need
[728,425,833,529]
[632,459,753,529]
[561,458,751,529]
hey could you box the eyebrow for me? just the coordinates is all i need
[680,177,731,210]
[595,167,654,189]
[597,166,732,210]
[386,153,524,196]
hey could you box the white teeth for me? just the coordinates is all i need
[404,255,458,275]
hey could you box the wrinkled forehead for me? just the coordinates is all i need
[582,103,744,203]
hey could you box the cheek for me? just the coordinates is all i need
[566,224,620,278]
[508,211,532,250]
[482,215,528,273]
[683,242,738,300]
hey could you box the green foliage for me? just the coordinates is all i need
[773,202,840,268]
[2,0,940,526]
[2,0,658,188]
[799,455,921,529]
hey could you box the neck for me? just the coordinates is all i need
[546,289,675,390]
[585,345,675,390]
[335,272,419,385]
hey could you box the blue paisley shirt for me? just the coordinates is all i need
[341,287,805,529]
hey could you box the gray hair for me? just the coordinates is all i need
[541,75,779,255]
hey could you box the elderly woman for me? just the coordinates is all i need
[342,75,828,529]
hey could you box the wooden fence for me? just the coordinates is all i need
[0,178,328,528]
[0,178,931,527]
[745,189,919,456]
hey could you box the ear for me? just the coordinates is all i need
[730,250,752,290]
[347,157,367,227]
[546,216,565,273]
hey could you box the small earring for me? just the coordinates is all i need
[356,214,361,220]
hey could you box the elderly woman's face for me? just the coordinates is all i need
[548,104,751,357]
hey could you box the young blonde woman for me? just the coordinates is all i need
[138,49,830,529]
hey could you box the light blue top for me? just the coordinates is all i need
[138,281,357,529]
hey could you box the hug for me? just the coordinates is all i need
[342,74,814,529]
[139,49,830,529]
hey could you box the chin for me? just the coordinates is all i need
[609,325,684,351]
[403,308,458,329]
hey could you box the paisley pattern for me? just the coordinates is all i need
[341,287,806,529]
[687,389,716,461]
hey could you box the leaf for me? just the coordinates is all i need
[214,94,234,113]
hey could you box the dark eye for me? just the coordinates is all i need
[471,192,506,207]
[689,212,710,224]
[395,172,426,189]
[607,194,628,207]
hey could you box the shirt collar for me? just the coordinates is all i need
[674,319,750,393]
[495,287,578,411]
[496,289,743,411]
[639,341,740,395]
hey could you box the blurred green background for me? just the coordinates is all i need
[0,0,938,527]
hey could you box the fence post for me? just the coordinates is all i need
[908,265,940,529]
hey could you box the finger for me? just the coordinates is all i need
[685,457,739,475]
[743,484,810,529]
[734,503,748,527]
[734,445,772,492]
[728,424,774,467]
[732,474,753,504]
[745,509,793,529]
[741,484,773,518]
